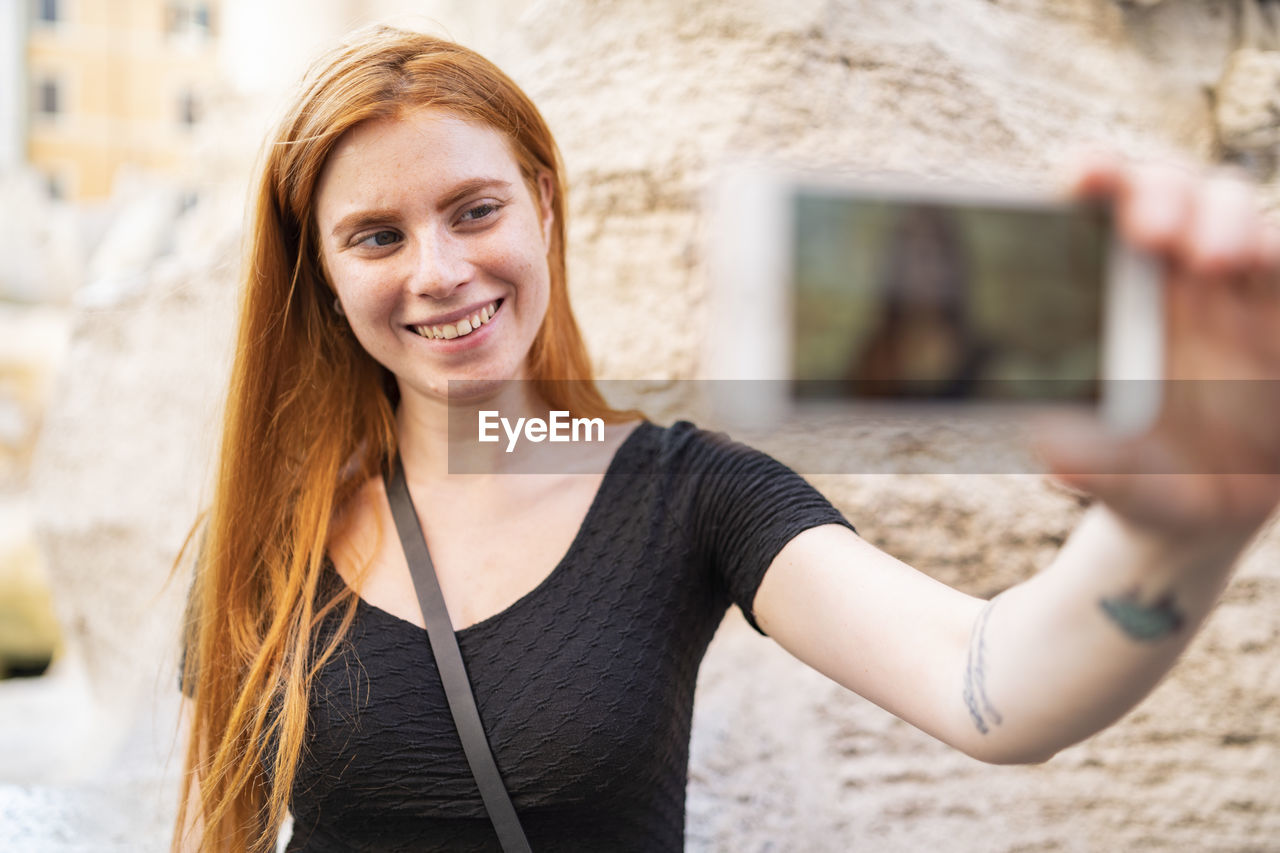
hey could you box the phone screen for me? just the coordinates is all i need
[791,188,1110,402]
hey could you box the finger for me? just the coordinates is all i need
[1185,174,1263,277]
[1251,221,1280,302]
[1248,224,1280,360]
[1062,147,1127,200]
[1175,195,1275,371]
[1032,411,1211,525]
[1164,267,1262,379]
[1260,220,1280,272]
[1118,161,1197,256]
[1032,410,1144,484]
[1061,152,1197,258]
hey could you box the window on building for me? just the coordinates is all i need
[166,1,213,38]
[178,89,199,126]
[45,171,65,200]
[164,2,182,34]
[37,78,60,116]
[36,0,59,24]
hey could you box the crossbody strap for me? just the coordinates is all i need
[385,453,533,853]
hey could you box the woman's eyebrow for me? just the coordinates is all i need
[330,208,401,239]
[435,178,512,211]
[328,178,513,239]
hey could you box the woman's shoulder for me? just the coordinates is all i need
[618,418,793,481]
[612,418,709,468]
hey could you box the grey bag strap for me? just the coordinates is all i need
[385,453,532,853]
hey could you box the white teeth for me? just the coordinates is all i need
[414,300,498,341]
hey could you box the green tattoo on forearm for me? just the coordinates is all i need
[1098,588,1185,641]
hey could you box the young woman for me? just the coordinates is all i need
[175,24,1280,852]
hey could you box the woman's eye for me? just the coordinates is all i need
[357,230,400,248]
[460,202,500,223]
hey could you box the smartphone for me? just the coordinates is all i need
[705,165,1163,433]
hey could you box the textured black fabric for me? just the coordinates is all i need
[270,420,854,851]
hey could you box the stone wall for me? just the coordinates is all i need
[6,0,1279,849]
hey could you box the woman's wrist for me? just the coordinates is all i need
[1060,503,1248,643]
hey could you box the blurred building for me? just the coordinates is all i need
[23,0,219,201]
[1,3,23,171]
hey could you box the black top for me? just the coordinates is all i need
[249,421,853,851]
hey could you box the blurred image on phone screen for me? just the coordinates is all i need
[791,191,1110,403]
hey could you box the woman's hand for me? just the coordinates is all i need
[756,154,1280,766]
[1036,152,1280,539]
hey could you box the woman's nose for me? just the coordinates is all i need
[406,230,473,299]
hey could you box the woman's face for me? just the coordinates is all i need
[314,107,554,405]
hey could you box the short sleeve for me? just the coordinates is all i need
[666,421,856,636]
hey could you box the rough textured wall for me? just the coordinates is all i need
[498,5,1280,842]
[8,0,1280,849]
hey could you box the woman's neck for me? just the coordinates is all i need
[395,379,552,480]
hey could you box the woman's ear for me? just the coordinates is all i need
[537,171,555,247]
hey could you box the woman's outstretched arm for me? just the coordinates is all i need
[754,508,1249,765]
[752,156,1280,765]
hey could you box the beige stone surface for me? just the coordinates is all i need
[5,1,1280,850]
[1216,47,1280,174]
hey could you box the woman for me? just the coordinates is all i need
[175,24,1280,852]
[842,204,994,398]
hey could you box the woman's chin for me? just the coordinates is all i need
[399,375,522,408]
[442,377,513,404]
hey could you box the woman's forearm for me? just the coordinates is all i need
[963,503,1254,764]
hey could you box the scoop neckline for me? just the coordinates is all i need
[327,419,653,639]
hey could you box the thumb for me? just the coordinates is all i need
[1030,411,1151,496]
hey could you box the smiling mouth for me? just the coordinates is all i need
[411,300,501,340]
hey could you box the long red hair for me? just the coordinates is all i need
[175,25,631,851]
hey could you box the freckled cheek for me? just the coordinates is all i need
[481,219,552,285]
[329,261,404,315]
[493,247,552,300]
